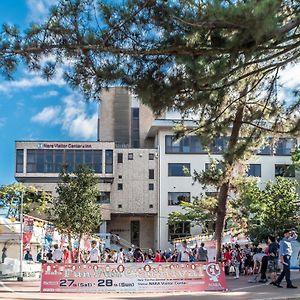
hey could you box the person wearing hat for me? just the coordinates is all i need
[272,230,298,288]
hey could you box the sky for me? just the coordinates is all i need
[0,1,300,185]
[0,1,98,184]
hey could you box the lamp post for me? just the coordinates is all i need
[17,190,23,282]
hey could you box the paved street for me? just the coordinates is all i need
[1,272,300,300]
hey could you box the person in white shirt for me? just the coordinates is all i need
[178,240,190,262]
[52,244,63,263]
[89,241,100,263]
[117,248,124,264]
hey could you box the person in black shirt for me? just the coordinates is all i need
[268,236,279,284]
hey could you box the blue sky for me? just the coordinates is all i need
[0,1,98,184]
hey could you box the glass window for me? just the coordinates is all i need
[75,150,84,168]
[205,163,224,172]
[128,153,133,160]
[247,164,261,177]
[45,150,54,173]
[168,163,190,176]
[16,149,24,173]
[132,108,139,118]
[168,192,190,205]
[97,192,110,204]
[149,169,154,179]
[105,150,113,174]
[205,192,218,198]
[118,183,123,190]
[93,150,102,173]
[117,153,123,163]
[275,164,295,177]
[149,183,154,190]
[84,150,93,169]
[149,153,155,160]
[54,150,63,173]
[36,150,44,173]
[65,150,74,173]
[210,137,228,153]
[26,150,36,173]
[275,138,297,155]
[168,222,190,241]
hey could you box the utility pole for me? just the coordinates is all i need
[17,190,23,282]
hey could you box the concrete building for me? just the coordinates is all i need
[147,119,297,250]
[15,141,159,250]
[14,88,298,252]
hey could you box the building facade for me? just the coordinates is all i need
[15,141,159,250]
[14,88,298,252]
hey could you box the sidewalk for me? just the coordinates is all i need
[1,271,300,300]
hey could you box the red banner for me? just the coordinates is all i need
[41,262,227,293]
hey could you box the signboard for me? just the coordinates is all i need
[37,143,93,149]
[41,262,227,293]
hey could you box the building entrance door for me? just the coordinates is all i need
[130,220,140,247]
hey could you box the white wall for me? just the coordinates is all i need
[157,129,294,250]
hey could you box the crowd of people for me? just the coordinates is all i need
[41,230,299,288]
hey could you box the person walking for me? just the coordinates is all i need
[272,230,298,288]
[89,241,101,263]
[197,242,208,262]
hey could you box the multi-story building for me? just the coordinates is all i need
[147,119,297,250]
[15,140,158,250]
[14,88,298,251]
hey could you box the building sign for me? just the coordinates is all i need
[41,262,227,293]
[37,143,93,149]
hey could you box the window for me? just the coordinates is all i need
[165,135,228,154]
[149,169,154,179]
[117,153,123,163]
[149,153,155,160]
[131,108,140,148]
[247,164,261,177]
[149,204,153,208]
[168,163,190,176]
[118,175,122,179]
[149,183,154,190]
[118,204,122,208]
[205,192,218,198]
[275,164,295,177]
[118,183,123,190]
[16,149,24,173]
[168,222,190,241]
[275,138,297,155]
[97,192,110,204]
[128,153,133,160]
[26,149,102,173]
[105,150,113,174]
[168,192,190,205]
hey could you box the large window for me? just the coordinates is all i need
[275,138,297,155]
[168,222,190,241]
[26,149,103,173]
[275,164,295,177]
[16,149,24,173]
[105,150,113,174]
[247,164,261,177]
[97,192,110,204]
[168,192,190,206]
[168,163,190,176]
[165,135,228,154]
[149,169,154,179]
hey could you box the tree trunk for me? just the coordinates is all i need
[215,99,246,260]
[76,233,83,263]
[67,233,73,263]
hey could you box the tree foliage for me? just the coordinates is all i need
[0,183,51,219]
[237,177,300,242]
[51,165,102,255]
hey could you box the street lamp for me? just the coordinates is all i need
[17,190,23,282]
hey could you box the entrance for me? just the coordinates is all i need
[130,220,140,247]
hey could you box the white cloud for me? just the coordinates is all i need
[61,95,98,139]
[26,0,58,23]
[31,106,61,124]
[33,90,59,99]
[0,74,65,93]
[31,94,98,139]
